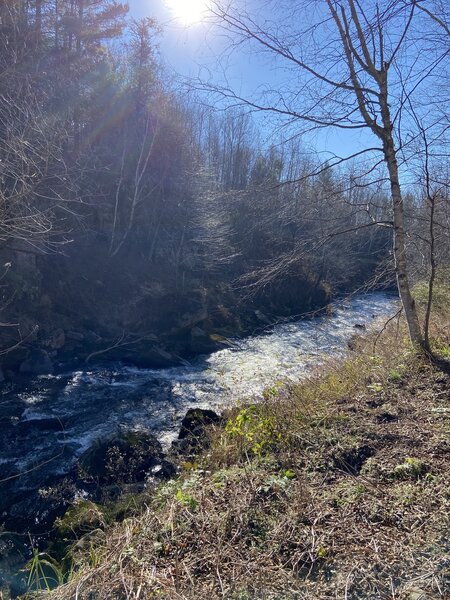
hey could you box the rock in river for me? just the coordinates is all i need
[78,430,170,485]
[172,408,223,457]
[19,348,54,375]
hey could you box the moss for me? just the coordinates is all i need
[393,457,429,481]
[56,500,104,537]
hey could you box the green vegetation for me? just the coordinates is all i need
[413,271,450,312]
[23,550,66,594]
[224,405,282,456]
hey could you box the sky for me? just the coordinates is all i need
[126,1,383,161]
[129,0,269,93]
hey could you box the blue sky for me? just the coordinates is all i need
[127,1,378,161]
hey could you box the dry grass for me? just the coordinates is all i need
[40,312,450,600]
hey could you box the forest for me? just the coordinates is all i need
[0,1,449,599]
[1,0,448,375]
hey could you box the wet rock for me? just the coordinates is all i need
[190,328,221,354]
[131,346,179,369]
[209,333,235,347]
[43,328,65,350]
[178,408,222,440]
[78,430,165,485]
[171,437,191,456]
[171,408,223,458]
[254,310,272,325]
[19,348,54,375]
[354,323,366,329]
[66,330,85,342]
[0,366,5,383]
[150,460,176,478]
[4,476,78,535]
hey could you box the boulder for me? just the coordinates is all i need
[178,408,222,440]
[171,408,223,458]
[254,310,272,325]
[19,349,54,375]
[66,331,85,342]
[189,328,221,354]
[3,476,78,535]
[43,328,65,350]
[78,430,167,485]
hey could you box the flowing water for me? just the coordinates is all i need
[0,292,398,592]
[0,292,398,490]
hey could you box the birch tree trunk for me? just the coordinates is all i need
[383,131,423,345]
[377,74,423,345]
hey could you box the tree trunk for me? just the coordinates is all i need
[424,193,437,351]
[379,79,423,346]
[35,0,42,48]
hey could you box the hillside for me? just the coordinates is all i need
[29,305,450,599]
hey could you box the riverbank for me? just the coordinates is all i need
[28,301,450,599]
[0,293,398,597]
[0,251,334,380]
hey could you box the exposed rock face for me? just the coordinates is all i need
[19,349,54,375]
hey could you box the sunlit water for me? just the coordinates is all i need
[0,292,398,487]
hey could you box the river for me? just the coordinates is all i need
[0,291,398,592]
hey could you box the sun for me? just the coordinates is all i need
[166,0,210,25]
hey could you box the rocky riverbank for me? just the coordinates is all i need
[1,406,225,597]
[20,307,450,600]
[0,292,398,597]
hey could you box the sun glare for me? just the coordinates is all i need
[167,0,210,25]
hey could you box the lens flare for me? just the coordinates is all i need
[167,0,210,25]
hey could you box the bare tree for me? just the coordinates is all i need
[204,0,450,348]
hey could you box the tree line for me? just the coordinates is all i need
[0,0,448,366]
